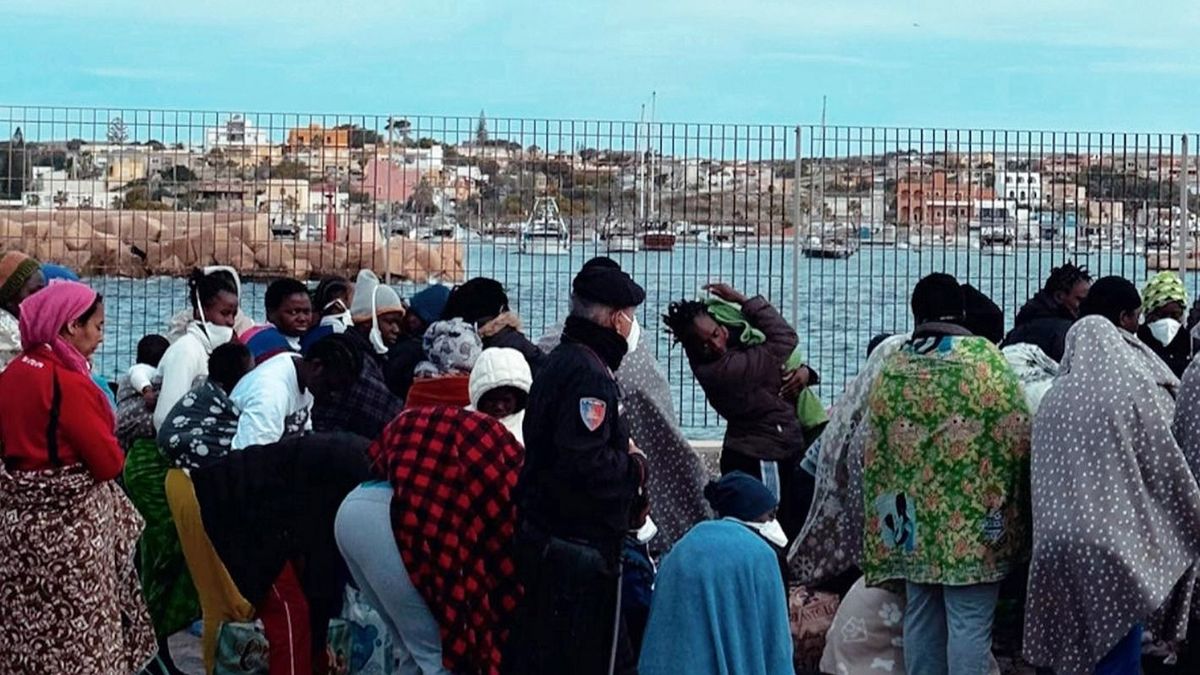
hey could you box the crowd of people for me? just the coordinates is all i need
[6,247,1200,675]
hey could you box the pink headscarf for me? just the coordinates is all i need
[19,280,99,375]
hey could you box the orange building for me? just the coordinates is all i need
[286,124,351,149]
[897,170,995,230]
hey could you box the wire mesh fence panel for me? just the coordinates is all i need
[1,105,1198,435]
[797,125,1198,394]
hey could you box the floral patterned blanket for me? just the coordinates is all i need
[862,334,1031,586]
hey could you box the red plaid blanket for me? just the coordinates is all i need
[369,406,524,675]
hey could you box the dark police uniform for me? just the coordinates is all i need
[507,258,646,675]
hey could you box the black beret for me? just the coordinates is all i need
[573,258,646,308]
[581,256,621,271]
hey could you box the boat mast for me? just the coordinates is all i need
[638,104,646,225]
[650,91,657,225]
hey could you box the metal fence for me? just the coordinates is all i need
[1,105,1197,435]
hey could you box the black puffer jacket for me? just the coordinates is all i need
[691,296,805,462]
[1001,291,1075,362]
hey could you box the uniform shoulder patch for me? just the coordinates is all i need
[579,397,607,432]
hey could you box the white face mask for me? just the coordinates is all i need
[634,515,658,544]
[194,287,235,349]
[320,300,352,334]
[368,289,388,355]
[622,314,641,353]
[203,324,235,348]
[733,517,789,549]
[1148,317,1183,346]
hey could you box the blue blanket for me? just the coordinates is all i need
[639,520,793,675]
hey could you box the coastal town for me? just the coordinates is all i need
[1,112,1196,281]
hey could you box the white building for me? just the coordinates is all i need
[204,115,270,149]
[26,167,118,209]
[994,171,1042,207]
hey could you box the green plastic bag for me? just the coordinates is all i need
[704,298,829,432]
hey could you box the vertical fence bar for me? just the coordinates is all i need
[1181,133,1190,282]
[792,125,803,327]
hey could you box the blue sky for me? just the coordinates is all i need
[6,0,1200,133]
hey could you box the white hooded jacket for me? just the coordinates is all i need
[467,347,532,446]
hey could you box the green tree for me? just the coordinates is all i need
[407,179,439,215]
[476,110,489,144]
[271,160,309,179]
[107,117,129,144]
[335,124,383,148]
[159,165,198,182]
[0,128,29,199]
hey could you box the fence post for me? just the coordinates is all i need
[792,125,803,327]
[1181,133,1190,282]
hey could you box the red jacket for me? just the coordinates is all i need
[0,347,124,481]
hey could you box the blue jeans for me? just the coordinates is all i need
[335,483,450,675]
[904,581,1000,675]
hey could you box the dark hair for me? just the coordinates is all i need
[1079,276,1141,327]
[1043,262,1092,296]
[77,294,104,324]
[312,276,351,312]
[442,277,509,325]
[867,333,893,356]
[960,284,1004,344]
[662,299,711,343]
[911,273,964,324]
[136,334,170,367]
[208,342,253,393]
[188,268,238,313]
[265,278,309,313]
[305,333,364,379]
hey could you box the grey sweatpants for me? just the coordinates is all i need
[335,483,449,675]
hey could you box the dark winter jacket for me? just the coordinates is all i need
[691,296,806,462]
[384,335,424,400]
[1001,291,1075,362]
[478,312,546,376]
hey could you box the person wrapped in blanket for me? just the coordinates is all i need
[861,273,1031,675]
[162,336,365,674]
[0,280,157,674]
[157,342,254,470]
[639,471,793,675]
[336,406,524,675]
[115,334,169,453]
[663,283,814,538]
[1026,279,1200,675]
[309,270,403,441]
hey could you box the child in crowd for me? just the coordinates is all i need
[264,278,313,350]
[128,334,169,410]
[467,347,533,445]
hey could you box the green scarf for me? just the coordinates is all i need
[704,298,829,430]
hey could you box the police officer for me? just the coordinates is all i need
[508,257,648,675]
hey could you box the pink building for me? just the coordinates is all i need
[359,159,420,204]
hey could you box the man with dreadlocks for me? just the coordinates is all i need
[1002,262,1092,362]
[662,283,810,539]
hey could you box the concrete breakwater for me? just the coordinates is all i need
[0,210,465,283]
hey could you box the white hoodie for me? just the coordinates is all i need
[467,347,533,446]
[154,322,219,431]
